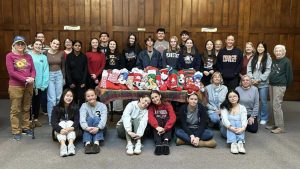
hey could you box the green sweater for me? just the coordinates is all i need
[269,57,293,87]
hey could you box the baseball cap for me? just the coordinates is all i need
[13,36,26,46]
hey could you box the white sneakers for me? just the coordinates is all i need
[126,144,134,155]
[126,143,143,155]
[60,145,68,157]
[230,143,239,154]
[260,120,267,125]
[67,144,76,156]
[60,144,76,157]
[231,141,246,154]
[134,143,142,154]
[237,141,246,154]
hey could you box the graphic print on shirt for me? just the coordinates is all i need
[184,54,193,64]
[156,44,167,54]
[107,54,119,66]
[166,53,179,59]
[125,51,136,61]
[222,55,237,62]
[272,63,281,74]
[204,57,214,69]
[14,58,29,71]
[154,109,168,119]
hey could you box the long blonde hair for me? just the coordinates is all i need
[168,36,180,52]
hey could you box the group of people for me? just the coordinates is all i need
[5,28,293,156]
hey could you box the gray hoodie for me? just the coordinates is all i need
[80,102,108,130]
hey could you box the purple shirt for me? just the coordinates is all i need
[6,52,36,86]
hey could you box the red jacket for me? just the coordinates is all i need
[148,101,176,131]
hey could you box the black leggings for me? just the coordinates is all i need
[246,115,258,133]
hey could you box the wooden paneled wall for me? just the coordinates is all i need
[0,0,299,100]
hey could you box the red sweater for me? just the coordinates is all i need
[86,51,106,77]
[148,102,176,131]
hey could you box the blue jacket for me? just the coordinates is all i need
[28,51,49,90]
[136,49,162,69]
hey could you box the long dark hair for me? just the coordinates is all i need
[202,40,217,65]
[126,33,141,52]
[150,90,167,106]
[220,90,240,111]
[182,38,197,56]
[56,89,78,118]
[251,41,268,74]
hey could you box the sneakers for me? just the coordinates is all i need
[126,144,134,155]
[60,145,68,157]
[34,119,42,127]
[162,140,170,155]
[22,129,33,136]
[92,144,100,154]
[134,143,142,155]
[237,141,246,154]
[67,144,76,156]
[230,143,239,154]
[271,127,284,134]
[259,120,267,125]
[154,144,163,155]
[13,134,21,141]
[84,143,94,154]
[198,139,217,148]
[176,138,185,146]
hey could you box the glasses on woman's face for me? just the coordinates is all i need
[15,42,25,46]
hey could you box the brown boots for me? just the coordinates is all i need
[198,139,217,148]
[176,138,217,148]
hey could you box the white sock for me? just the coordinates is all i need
[85,142,91,146]
[94,141,99,145]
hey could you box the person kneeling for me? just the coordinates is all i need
[175,92,216,148]
[80,89,108,154]
[51,89,79,157]
[116,95,151,155]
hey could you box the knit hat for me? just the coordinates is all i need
[13,36,26,46]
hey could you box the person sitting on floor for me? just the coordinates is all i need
[175,91,217,148]
[220,90,247,154]
[116,95,151,155]
[148,90,176,155]
[80,89,108,154]
[51,89,79,157]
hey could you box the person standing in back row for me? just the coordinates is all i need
[154,28,169,55]
[267,45,293,134]
[136,36,162,69]
[98,32,110,54]
[66,40,87,106]
[217,35,243,90]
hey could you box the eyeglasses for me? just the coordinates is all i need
[15,42,25,46]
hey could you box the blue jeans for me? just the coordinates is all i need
[83,116,104,143]
[47,70,63,123]
[226,119,245,143]
[208,112,221,125]
[175,128,214,144]
[258,87,269,122]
